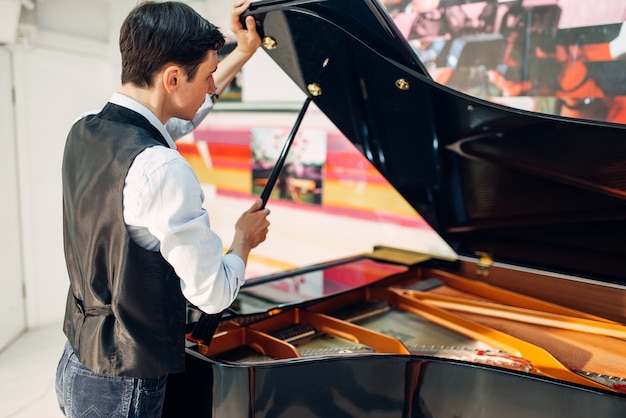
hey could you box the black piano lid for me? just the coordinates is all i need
[243,0,626,284]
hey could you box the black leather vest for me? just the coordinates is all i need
[62,103,186,378]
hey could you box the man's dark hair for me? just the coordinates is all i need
[119,1,226,87]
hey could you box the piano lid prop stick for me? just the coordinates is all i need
[189,97,313,346]
[259,96,312,208]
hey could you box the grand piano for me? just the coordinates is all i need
[163,0,626,416]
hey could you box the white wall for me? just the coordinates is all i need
[0,46,25,350]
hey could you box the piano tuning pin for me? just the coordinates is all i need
[307,83,322,96]
[395,78,410,90]
[262,36,277,50]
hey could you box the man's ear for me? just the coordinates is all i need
[163,65,181,93]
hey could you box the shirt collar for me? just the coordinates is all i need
[109,92,176,149]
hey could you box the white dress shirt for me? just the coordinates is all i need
[107,92,245,314]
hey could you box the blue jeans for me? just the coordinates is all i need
[55,340,167,417]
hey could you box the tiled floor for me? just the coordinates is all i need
[0,323,66,418]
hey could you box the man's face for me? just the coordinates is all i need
[172,50,218,120]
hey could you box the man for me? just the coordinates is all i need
[55,1,269,416]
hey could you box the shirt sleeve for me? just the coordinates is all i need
[123,146,245,314]
[165,94,215,140]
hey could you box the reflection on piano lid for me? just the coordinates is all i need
[232,257,409,315]
[163,0,626,416]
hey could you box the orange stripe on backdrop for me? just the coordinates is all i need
[178,127,426,223]
[202,143,251,170]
